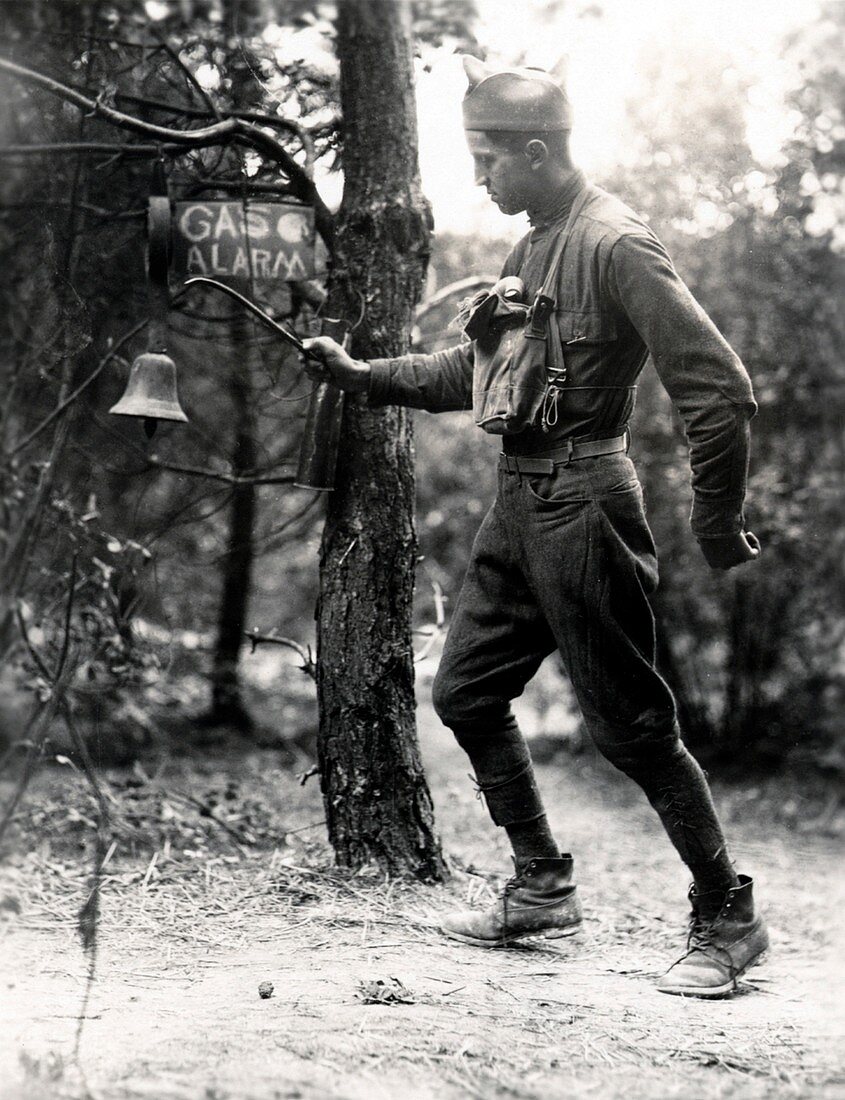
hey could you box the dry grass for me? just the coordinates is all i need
[1,725,843,1100]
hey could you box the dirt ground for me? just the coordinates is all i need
[1,682,843,1100]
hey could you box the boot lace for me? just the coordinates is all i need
[499,869,528,942]
[678,912,737,977]
[687,913,717,951]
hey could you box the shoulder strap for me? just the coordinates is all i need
[539,182,598,298]
[526,183,597,339]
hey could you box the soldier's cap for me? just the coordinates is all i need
[461,56,573,133]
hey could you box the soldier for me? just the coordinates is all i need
[303,56,768,998]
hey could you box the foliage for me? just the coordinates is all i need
[0,1,328,749]
[603,12,845,770]
[0,0,483,754]
[411,10,845,775]
[2,1,840,779]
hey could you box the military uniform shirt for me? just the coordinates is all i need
[367,173,757,542]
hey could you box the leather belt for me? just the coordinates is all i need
[499,432,629,475]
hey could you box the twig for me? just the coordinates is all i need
[244,631,317,680]
[148,27,220,119]
[0,706,52,847]
[16,606,54,682]
[166,789,251,854]
[53,553,78,682]
[414,578,446,663]
[0,141,190,157]
[337,537,358,567]
[145,454,297,486]
[0,57,333,243]
[283,819,327,837]
[0,563,80,848]
[114,92,315,168]
[10,320,148,456]
[0,199,146,220]
[140,851,158,891]
[206,495,320,565]
[62,706,113,1057]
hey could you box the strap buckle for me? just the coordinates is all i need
[526,293,554,340]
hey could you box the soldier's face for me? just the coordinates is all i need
[465,132,535,216]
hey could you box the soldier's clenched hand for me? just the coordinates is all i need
[302,337,371,394]
[699,531,761,571]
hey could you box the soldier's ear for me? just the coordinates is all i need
[462,55,495,91]
[548,55,569,89]
[524,140,549,169]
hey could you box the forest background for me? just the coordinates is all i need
[0,3,843,1096]
[0,0,843,826]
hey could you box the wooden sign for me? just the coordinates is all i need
[171,201,315,282]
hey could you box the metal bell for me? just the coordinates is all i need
[109,351,188,423]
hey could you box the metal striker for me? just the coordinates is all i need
[182,277,346,492]
[182,277,322,360]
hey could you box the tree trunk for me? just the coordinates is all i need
[208,312,256,729]
[315,0,446,881]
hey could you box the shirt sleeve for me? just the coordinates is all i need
[606,231,757,538]
[367,344,474,412]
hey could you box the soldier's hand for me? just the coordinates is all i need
[699,531,761,571]
[302,337,371,394]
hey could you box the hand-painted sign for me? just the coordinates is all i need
[171,201,315,282]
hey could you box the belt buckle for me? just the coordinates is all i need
[500,453,519,475]
[558,438,575,467]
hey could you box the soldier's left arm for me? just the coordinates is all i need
[605,231,760,570]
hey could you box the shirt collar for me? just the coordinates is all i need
[527,170,586,229]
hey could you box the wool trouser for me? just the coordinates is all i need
[431,453,737,895]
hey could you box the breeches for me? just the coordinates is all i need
[431,453,683,822]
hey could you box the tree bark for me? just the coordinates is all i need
[316,0,446,881]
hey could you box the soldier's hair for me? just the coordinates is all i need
[484,130,572,163]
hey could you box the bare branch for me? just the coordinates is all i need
[147,26,221,120]
[166,789,252,854]
[9,319,149,458]
[0,699,57,848]
[145,454,298,486]
[115,92,315,169]
[0,57,238,141]
[0,142,184,158]
[414,578,447,663]
[1,200,146,219]
[415,275,500,320]
[0,563,81,849]
[15,607,53,682]
[0,57,333,243]
[244,631,316,680]
[54,553,78,683]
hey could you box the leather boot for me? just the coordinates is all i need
[658,875,769,997]
[441,855,582,947]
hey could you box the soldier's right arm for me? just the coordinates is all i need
[366,345,474,412]
[302,337,474,412]
[303,241,527,412]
